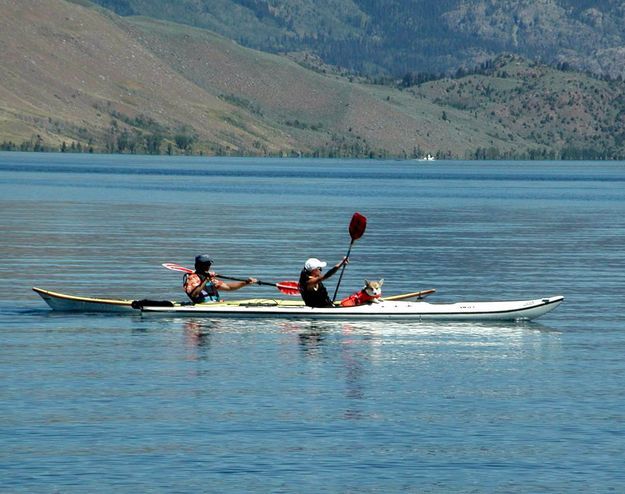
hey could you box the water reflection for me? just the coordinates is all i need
[277,320,369,420]
[182,319,214,363]
[185,318,214,335]
[340,332,367,421]
[142,315,563,413]
[297,330,326,355]
[277,318,560,339]
[276,321,326,356]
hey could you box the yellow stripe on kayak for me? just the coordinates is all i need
[32,287,134,306]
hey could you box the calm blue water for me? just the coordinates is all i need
[1,152,624,492]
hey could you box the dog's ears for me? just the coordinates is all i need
[364,279,369,285]
[379,278,384,286]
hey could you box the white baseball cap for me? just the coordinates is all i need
[304,257,327,272]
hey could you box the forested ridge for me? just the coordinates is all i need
[92,0,625,78]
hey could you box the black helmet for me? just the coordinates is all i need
[194,254,213,273]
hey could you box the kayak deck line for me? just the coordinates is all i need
[32,287,437,310]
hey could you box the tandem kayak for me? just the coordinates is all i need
[32,287,563,321]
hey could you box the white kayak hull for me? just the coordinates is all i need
[140,296,564,321]
[33,287,563,321]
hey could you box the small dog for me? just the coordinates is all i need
[340,279,384,307]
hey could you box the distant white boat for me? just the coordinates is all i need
[415,153,435,162]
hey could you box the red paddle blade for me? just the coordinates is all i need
[162,262,194,274]
[276,281,300,296]
[349,212,367,241]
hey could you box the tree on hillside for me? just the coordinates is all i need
[175,133,196,153]
[145,134,163,155]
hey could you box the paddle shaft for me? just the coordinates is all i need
[332,240,353,302]
[161,263,300,296]
[383,289,436,301]
[218,275,300,296]
[331,212,367,302]
[219,274,276,288]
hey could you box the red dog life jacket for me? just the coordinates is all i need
[340,290,380,307]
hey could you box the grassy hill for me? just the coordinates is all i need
[2,0,625,159]
[0,0,297,155]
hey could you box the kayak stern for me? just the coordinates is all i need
[33,287,135,313]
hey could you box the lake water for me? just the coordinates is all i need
[1,152,624,492]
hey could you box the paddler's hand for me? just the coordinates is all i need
[246,277,257,285]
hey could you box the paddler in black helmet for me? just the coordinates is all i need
[183,254,257,303]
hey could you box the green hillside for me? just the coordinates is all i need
[409,55,625,159]
[2,0,625,159]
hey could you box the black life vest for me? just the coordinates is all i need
[299,269,333,308]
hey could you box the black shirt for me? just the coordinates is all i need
[298,267,338,308]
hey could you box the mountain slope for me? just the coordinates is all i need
[0,0,516,157]
[91,0,625,78]
[2,0,625,159]
[120,16,461,156]
[0,0,293,154]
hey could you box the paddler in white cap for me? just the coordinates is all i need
[298,256,348,308]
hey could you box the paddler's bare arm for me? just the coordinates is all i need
[218,277,257,291]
